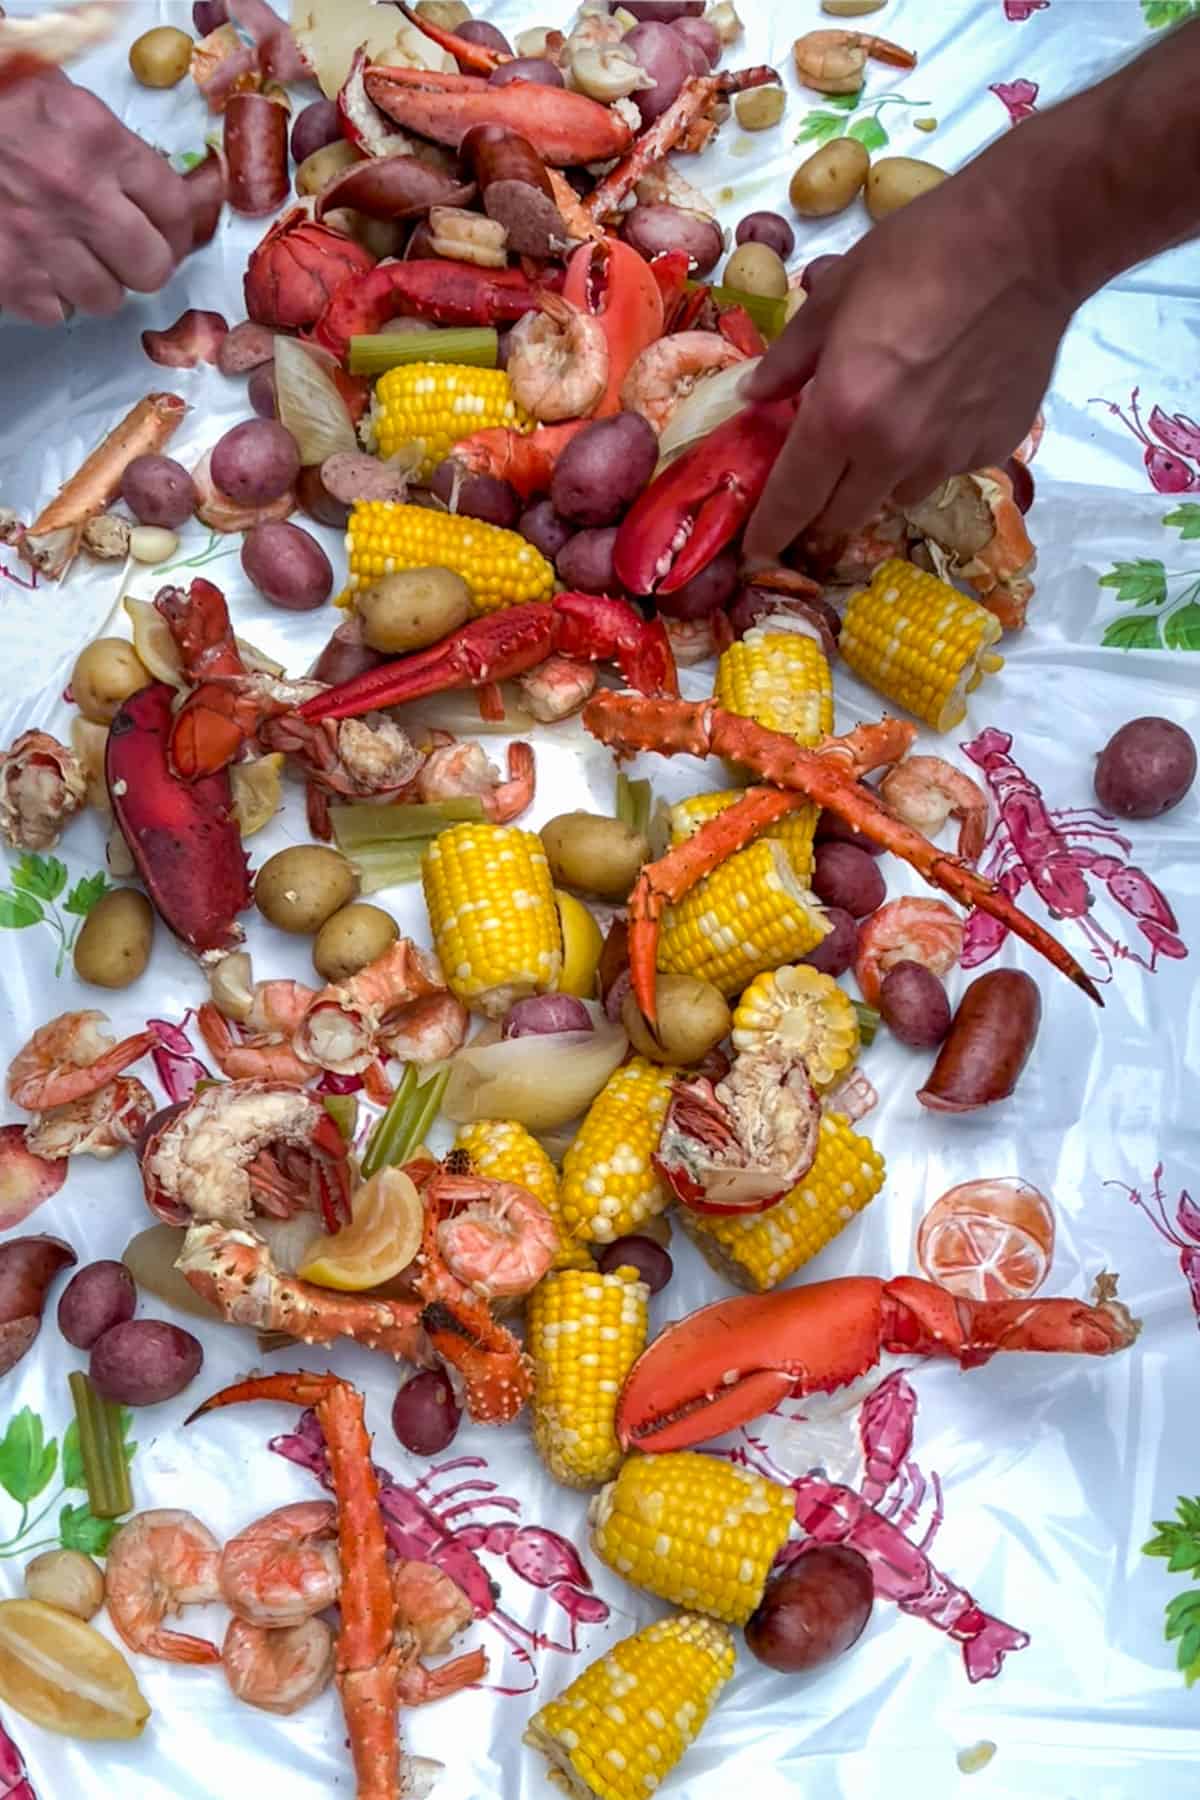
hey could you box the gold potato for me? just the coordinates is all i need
[622,975,731,1067]
[295,140,361,198]
[789,138,870,219]
[313,903,399,983]
[733,84,786,132]
[723,241,789,299]
[71,640,150,726]
[73,890,154,990]
[356,568,474,654]
[416,0,472,25]
[255,846,357,936]
[540,813,649,903]
[865,156,947,220]
[129,25,192,88]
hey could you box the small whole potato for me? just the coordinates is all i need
[878,960,951,1049]
[71,639,150,725]
[733,84,785,131]
[540,813,650,902]
[241,521,333,612]
[25,1550,105,1622]
[357,568,473,654]
[73,889,154,989]
[623,974,731,1066]
[1094,716,1197,818]
[789,138,870,219]
[723,241,789,299]
[89,1318,204,1407]
[211,419,300,505]
[120,453,197,529]
[313,903,399,983]
[550,413,660,528]
[129,25,192,88]
[865,156,947,221]
[295,139,361,198]
[416,0,472,25]
[255,845,357,935]
[57,1260,137,1350]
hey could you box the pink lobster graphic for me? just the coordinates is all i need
[721,1374,1029,1682]
[960,726,1187,979]
[0,1721,33,1800]
[1111,1164,1200,1321]
[990,78,1039,123]
[1091,388,1200,494]
[1003,0,1049,19]
[272,1413,609,1692]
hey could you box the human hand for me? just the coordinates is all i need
[0,70,194,324]
[741,173,1073,562]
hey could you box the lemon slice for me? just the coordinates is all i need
[299,1166,424,1291]
[231,753,284,837]
[0,1600,149,1741]
[555,889,603,999]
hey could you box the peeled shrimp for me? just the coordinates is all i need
[197,980,320,1085]
[620,332,746,436]
[854,897,964,1008]
[879,756,989,861]
[104,1508,223,1665]
[416,741,535,824]
[515,655,596,723]
[792,28,916,95]
[431,1173,560,1300]
[7,1010,156,1112]
[506,294,609,423]
[218,1501,340,1628]
[391,1560,474,1660]
[297,939,468,1075]
[377,991,472,1065]
[222,1616,336,1715]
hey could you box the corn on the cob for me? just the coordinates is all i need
[525,1611,735,1800]
[452,1119,591,1272]
[589,1452,794,1625]
[657,837,828,995]
[369,363,533,480]
[732,964,860,1089]
[422,821,562,1017]
[715,625,834,748]
[680,1112,885,1291]
[343,500,555,613]
[666,790,818,884]
[527,1266,649,1490]
[841,558,1004,733]
[559,1057,675,1244]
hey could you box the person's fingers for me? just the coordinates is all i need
[892,465,956,509]
[118,152,194,268]
[87,192,176,295]
[743,403,846,563]
[740,301,827,403]
[805,461,898,543]
[3,281,68,326]
[41,241,124,318]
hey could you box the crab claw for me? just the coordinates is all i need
[613,398,797,596]
[551,592,678,698]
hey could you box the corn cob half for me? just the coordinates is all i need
[368,363,533,480]
[657,837,828,995]
[452,1119,591,1272]
[841,558,1004,732]
[559,1057,676,1244]
[525,1612,735,1800]
[422,821,562,1017]
[527,1266,649,1489]
[680,1111,885,1291]
[732,964,860,1089]
[666,789,818,883]
[715,625,834,748]
[343,500,555,613]
[589,1452,795,1625]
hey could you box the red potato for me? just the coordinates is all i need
[802,906,857,977]
[0,1237,77,1376]
[623,0,705,15]
[489,58,564,87]
[596,1235,673,1293]
[224,92,290,218]
[556,527,621,594]
[672,16,720,67]
[813,805,883,857]
[57,1261,137,1351]
[623,21,695,124]
[878,960,951,1049]
[622,202,724,276]
[120,454,197,529]
[89,1318,204,1406]
[654,549,738,620]
[211,419,300,504]
[392,1369,461,1456]
[550,413,659,527]
[248,365,277,419]
[430,462,520,528]
[290,98,343,165]
[917,969,1041,1112]
[1094,716,1196,819]
[242,521,333,611]
[453,19,512,56]
[735,210,795,260]
[811,842,886,918]
[0,1125,67,1230]
[519,500,574,561]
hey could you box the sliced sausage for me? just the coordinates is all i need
[460,123,572,259]
[916,969,1042,1112]
[224,93,289,218]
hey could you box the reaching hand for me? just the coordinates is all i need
[0,71,194,325]
[741,174,1074,563]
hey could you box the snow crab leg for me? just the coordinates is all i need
[583,694,1105,1008]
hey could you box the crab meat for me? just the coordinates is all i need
[0,730,88,850]
[653,1047,821,1215]
[24,1077,155,1161]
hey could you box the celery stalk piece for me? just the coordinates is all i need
[343,845,430,894]
[616,774,653,838]
[395,1069,450,1168]
[683,280,788,341]
[330,797,485,849]
[853,1002,880,1047]
[361,1065,419,1179]
[348,328,500,376]
[322,1094,359,1142]
[68,1372,132,1521]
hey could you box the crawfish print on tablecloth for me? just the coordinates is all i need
[1111,1164,1200,1323]
[959,727,1187,979]
[1003,1,1049,21]
[272,1412,611,1694]
[718,1374,1029,1682]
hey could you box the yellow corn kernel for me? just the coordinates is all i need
[527,1267,649,1489]
[841,559,1004,733]
[452,1119,591,1272]
[657,837,827,995]
[559,1057,676,1245]
[369,363,532,480]
[715,626,834,747]
[732,963,860,1088]
[421,821,562,1017]
[666,790,819,881]
[343,500,555,613]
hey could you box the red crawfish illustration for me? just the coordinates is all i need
[960,726,1187,980]
[990,78,1039,123]
[1091,387,1200,494]
[1111,1164,1200,1322]
[718,1373,1029,1682]
[272,1412,609,1692]
[0,1719,33,1800]
[1003,0,1049,20]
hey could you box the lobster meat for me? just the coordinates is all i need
[245,205,376,332]
[616,1275,1141,1453]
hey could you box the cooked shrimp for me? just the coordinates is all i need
[416,741,535,824]
[662,614,733,668]
[792,28,916,95]
[515,655,596,723]
[506,294,609,423]
[198,979,320,1085]
[620,332,746,436]
[222,1616,336,1716]
[803,505,908,583]
[377,991,471,1065]
[218,1501,340,1628]
[395,1635,487,1707]
[429,1172,560,1300]
[391,1560,474,1660]
[24,1075,155,1160]
[105,1508,223,1665]
[879,756,989,861]
[297,938,467,1075]
[7,1010,156,1112]
[854,897,964,1007]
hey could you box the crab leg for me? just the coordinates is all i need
[396,0,508,74]
[189,1373,405,1799]
[585,694,1104,1006]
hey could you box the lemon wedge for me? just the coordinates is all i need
[0,1600,150,1741]
[555,889,603,999]
[299,1166,424,1292]
[231,753,284,837]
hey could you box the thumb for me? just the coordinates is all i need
[740,295,826,403]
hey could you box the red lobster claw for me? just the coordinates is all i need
[614,397,797,596]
